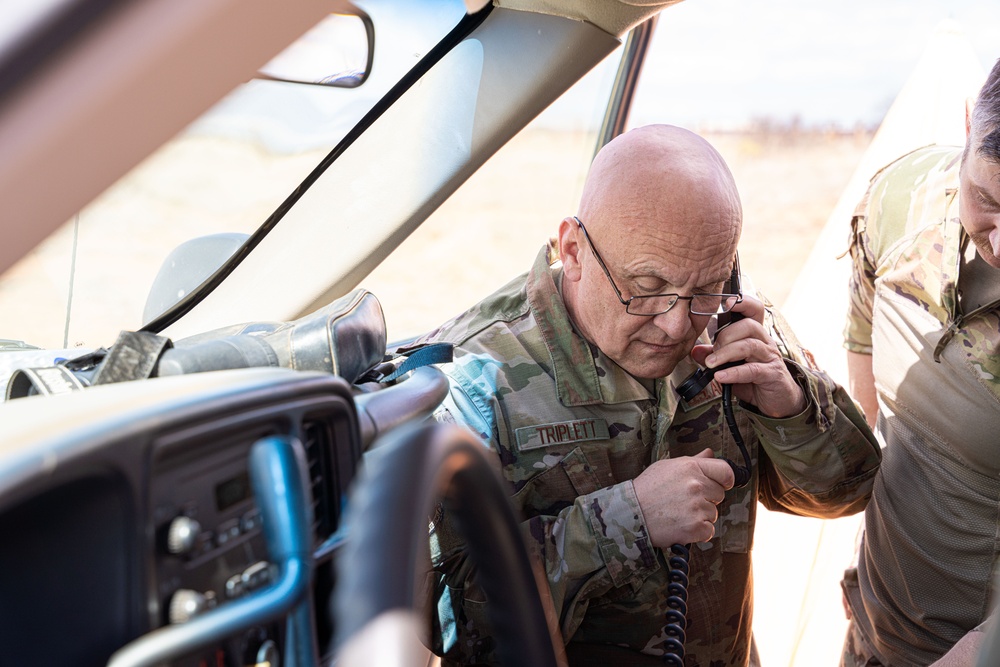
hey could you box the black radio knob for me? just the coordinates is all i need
[166,516,201,555]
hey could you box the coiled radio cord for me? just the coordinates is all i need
[661,543,690,666]
[663,383,753,664]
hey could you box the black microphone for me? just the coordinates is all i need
[676,359,740,402]
[677,306,751,489]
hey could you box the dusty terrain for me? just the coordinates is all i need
[363,127,873,340]
[0,127,870,348]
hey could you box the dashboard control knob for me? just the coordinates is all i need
[166,516,201,555]
[168,589,207,625]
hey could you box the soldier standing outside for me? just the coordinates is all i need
[419,124,879,666]
[840,58,1000,667]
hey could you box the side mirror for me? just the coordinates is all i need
[257,12,375,89]
[143,232,250,325]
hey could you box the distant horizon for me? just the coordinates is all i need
[537,0,1000,133]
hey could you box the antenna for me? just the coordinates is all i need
[62,214,79,348]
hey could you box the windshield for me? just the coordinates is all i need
[0,0,467,350]
[0,0,623,350]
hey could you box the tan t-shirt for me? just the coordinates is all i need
[844,146,1000,665]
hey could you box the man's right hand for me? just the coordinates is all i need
[632,448,735,547]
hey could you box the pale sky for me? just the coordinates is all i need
[545,0,1000,131]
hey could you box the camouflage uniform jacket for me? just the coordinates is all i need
[423,244,878,666]
[843,146,1000,665]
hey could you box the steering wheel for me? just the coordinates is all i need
[332,421,565,667]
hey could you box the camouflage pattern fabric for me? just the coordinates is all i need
[842,146,1000,666]
[417,244,879,666]
[844,145,1000,397]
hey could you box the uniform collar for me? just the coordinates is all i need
[941,186,962,313]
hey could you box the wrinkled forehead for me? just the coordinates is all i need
[595,173,741,240]
[600,217,738,288]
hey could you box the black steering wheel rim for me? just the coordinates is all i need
[333,421,564,667]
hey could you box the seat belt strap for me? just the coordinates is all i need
[361,342,454,383]
[92,330,173,385]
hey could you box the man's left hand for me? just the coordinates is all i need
[690,295,807,419]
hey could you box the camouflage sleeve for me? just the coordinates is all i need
[430,379,658,663]
[751,360,880,517]
[843,145,962,353]
[524,480,658,618]
[844,183,878,354]
[753,303,881,517]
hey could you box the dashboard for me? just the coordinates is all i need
[0,367,360,666]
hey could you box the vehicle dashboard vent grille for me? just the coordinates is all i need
[302,419,337,545]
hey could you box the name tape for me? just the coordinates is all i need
[515,418,610,451]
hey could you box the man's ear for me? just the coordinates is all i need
[558,217,584,282]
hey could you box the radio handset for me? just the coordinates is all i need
[661,259,753,665]
[675,310,744,401]
[676,259,752,488]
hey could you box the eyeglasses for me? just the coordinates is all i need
[573,216,742,317]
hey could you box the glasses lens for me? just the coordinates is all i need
[626,295,678,316]
[690,294,723,315]
[690,294,741,315]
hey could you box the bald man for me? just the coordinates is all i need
[415,125,879,666]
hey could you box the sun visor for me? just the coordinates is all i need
[496,0,684,38]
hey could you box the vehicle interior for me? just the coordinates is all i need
[0,1,677,665]
[4,1,1000,666]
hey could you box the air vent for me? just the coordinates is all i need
[302,420,337,544]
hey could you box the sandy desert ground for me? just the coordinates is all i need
[0,126,869,348]
[363,127,873,341]
[362,130,871,338]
